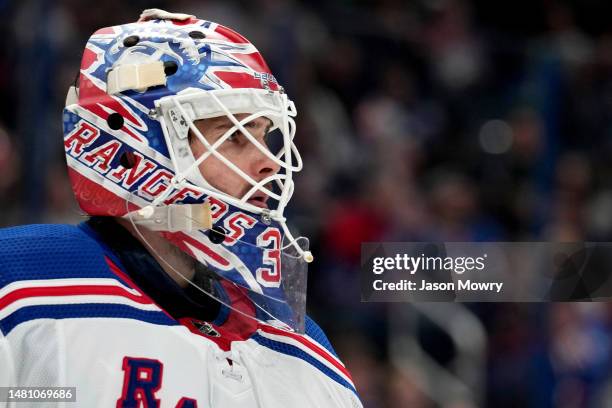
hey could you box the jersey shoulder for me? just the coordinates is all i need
[304,315,340,358]
[0,223,116,286]
[0,224,178,336]
[252,315,359,400]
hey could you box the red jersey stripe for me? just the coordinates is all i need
[258,324,353,381]
[0,284,152,311]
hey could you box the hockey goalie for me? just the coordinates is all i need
[0,9,362,408]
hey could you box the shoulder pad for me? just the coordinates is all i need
[0,224,114,287]
[304,315,340,358]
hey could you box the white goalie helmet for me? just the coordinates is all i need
[63,9,311,332]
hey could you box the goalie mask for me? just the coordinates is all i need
[63,10,311,332]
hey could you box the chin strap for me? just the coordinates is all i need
[125,199,313,263]
[123,203,212,232]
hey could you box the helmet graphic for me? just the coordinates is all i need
[63,9,310,332]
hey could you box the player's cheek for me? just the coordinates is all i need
[223,145,251,170]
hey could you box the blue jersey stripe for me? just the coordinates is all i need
[251,333,358,397]
[0,303,179,335]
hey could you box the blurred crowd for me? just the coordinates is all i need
[2,0,612,406]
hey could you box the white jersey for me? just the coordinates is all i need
[0,224,362,408]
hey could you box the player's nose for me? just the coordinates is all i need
[252,143,281,179]
[247,124,280,179]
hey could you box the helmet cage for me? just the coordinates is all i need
[153,88,302,220]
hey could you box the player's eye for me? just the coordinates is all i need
[227,129,242,143]
[227,122,258,143]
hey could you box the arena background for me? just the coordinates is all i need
[2,0,612,406]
